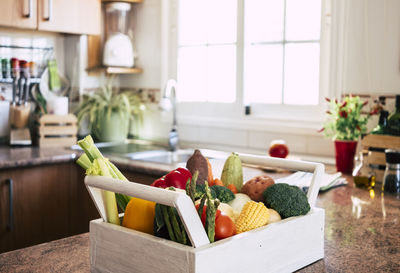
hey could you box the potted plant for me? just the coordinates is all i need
[320,95,371,174]
[76,82,145,142]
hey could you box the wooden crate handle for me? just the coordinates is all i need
[85,176,210,248]
[84,154,324,248]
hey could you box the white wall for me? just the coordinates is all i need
[0,27,65,76]
[0,27,65,104]
[342,0,400,95]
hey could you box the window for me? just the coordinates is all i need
[177,0,237,103]
[244,0,321,106]
[169,0,330,123]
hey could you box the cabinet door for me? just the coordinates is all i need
[37,0,101,35]
[0,0,37,29]
[0,163,72,253]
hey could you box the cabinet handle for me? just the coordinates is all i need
[23,0,32,18]
[43,0,52,21]
[6,179,14,231]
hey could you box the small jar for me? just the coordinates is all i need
[353,151,376,188]
[1,58,10,79]
[10,58,20,79]
[382,149,400,197]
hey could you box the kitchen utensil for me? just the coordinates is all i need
[103,2,135,67]
[31,84,47,114]
[39,68,70,100]
[12,79,17,105]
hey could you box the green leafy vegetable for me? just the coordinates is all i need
[263,183,310,219]
[210,185,235,203]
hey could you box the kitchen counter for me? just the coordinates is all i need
[0,145,176,177]
[0,146,77,169]
[1,174,399,272]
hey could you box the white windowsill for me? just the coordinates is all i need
[176,114,323,136]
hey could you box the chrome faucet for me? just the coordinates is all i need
[159,79,179,151]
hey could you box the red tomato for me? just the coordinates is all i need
[215,214,236,240]
[268,140,289,158]
[195,204,221,226]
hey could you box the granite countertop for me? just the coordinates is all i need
[1,173,399,272]
[0,145,179,177]
[1,145,399,271]
[0,146,78,169]
[0,144,261,179]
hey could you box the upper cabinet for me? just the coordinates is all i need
[38,0,101,35]
[0,0,101,35]
[0,0,38,29]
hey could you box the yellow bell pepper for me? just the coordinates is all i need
[122,197,156,235]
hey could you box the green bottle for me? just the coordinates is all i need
[387,95,400,136]
[371,110,389,135]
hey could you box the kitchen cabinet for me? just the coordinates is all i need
[0,159,159,253]
[38,0,101,35]
[0,0,100,35]
[0,0,37,29]
[0,162,99,253]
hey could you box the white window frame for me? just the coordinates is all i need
[161,0,343,134]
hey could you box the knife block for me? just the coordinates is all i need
[9,104,31,129]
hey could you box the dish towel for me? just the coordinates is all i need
[276,171,347,193]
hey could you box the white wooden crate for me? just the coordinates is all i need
[85,154,325,273]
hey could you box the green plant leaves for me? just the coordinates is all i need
[75,80,145,138]
[322,96,370,141]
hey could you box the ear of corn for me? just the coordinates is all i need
[235,201,270,233]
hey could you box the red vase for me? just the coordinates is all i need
[334,140,358,174]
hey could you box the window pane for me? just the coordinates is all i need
[178,1,207,45]
[178,0,237,45]
[285,0,321,41]
[177,46,208,102]
[206,45,236,102]
[245,0,284,43]
[207,0,237,44]
[177,45,236,103]
[244,45,283,104]
[283,43,320,105]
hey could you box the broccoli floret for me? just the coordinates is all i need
[263,183,310,219]
[194,184,217,200]
[210,185,235,203]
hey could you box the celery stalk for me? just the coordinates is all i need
[76,154,91,170]
[77,135,103,162]
[109,161,128,181]
[77,134,132,211]
[91,158,120,225]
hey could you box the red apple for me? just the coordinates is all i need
[269,140,289,158]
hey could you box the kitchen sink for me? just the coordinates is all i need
[70,139,228,165]
[125,149,195,164]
